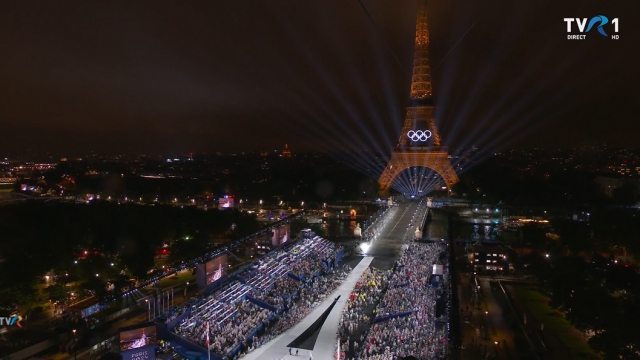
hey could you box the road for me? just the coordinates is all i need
[360,200,422,269]
[458,274,516,360]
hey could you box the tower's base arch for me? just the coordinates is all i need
[378,149,459,196]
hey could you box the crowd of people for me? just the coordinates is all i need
[336,241,449,360]
[236,265,352,359]
[213,300,270,355]
[251,276,299,308]
[172,233,346,359]
[357,243,448,359]
[338,267,389,350]
[171,220,450,360]
[286,238,340,279]
[173,300,270,355]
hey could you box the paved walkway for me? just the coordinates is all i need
[241,256,374,360]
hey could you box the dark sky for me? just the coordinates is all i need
[1,0,638,157]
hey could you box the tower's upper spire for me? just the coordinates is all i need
[409,0,433,102]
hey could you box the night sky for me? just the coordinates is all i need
[1,0,638,156]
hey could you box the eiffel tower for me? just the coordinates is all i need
[378,0,459,196]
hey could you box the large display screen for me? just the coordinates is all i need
[205,253,228,285]
[120,325,156,351]
[196,254,229,288]
[120,324,157,360]
[268,224,291,248]
[278,224,291,246]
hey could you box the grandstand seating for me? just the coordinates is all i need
[173,233,343,358]
[218,282,251,305]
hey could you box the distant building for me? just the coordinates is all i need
[470,245,508,272]
[281,144,291,158]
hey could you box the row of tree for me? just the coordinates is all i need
[18,154,380,203]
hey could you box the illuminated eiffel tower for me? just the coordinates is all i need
[378,0,458,195]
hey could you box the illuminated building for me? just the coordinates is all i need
[282,144,291,158]
[470,245,508,273]
[378,0,458,195]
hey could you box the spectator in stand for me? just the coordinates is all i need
[354,243,448,360]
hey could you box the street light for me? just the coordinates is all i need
[72,329,77,360]
[483,312,490,339]
[145,299,151,321]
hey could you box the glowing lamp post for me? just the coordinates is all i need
[145,299,150,321]
[484,311,489,339]
[73,329,77,360]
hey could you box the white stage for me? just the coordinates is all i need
[240,256,374,360]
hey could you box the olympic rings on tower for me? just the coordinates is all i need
[407,130,432,142]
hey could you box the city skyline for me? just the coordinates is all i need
[1,0,638,155]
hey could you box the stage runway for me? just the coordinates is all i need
[240,256,374,360]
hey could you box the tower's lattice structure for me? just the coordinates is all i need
[378,1,458,195]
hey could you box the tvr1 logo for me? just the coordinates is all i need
[564,16,619,40]
[0,315,22,327]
